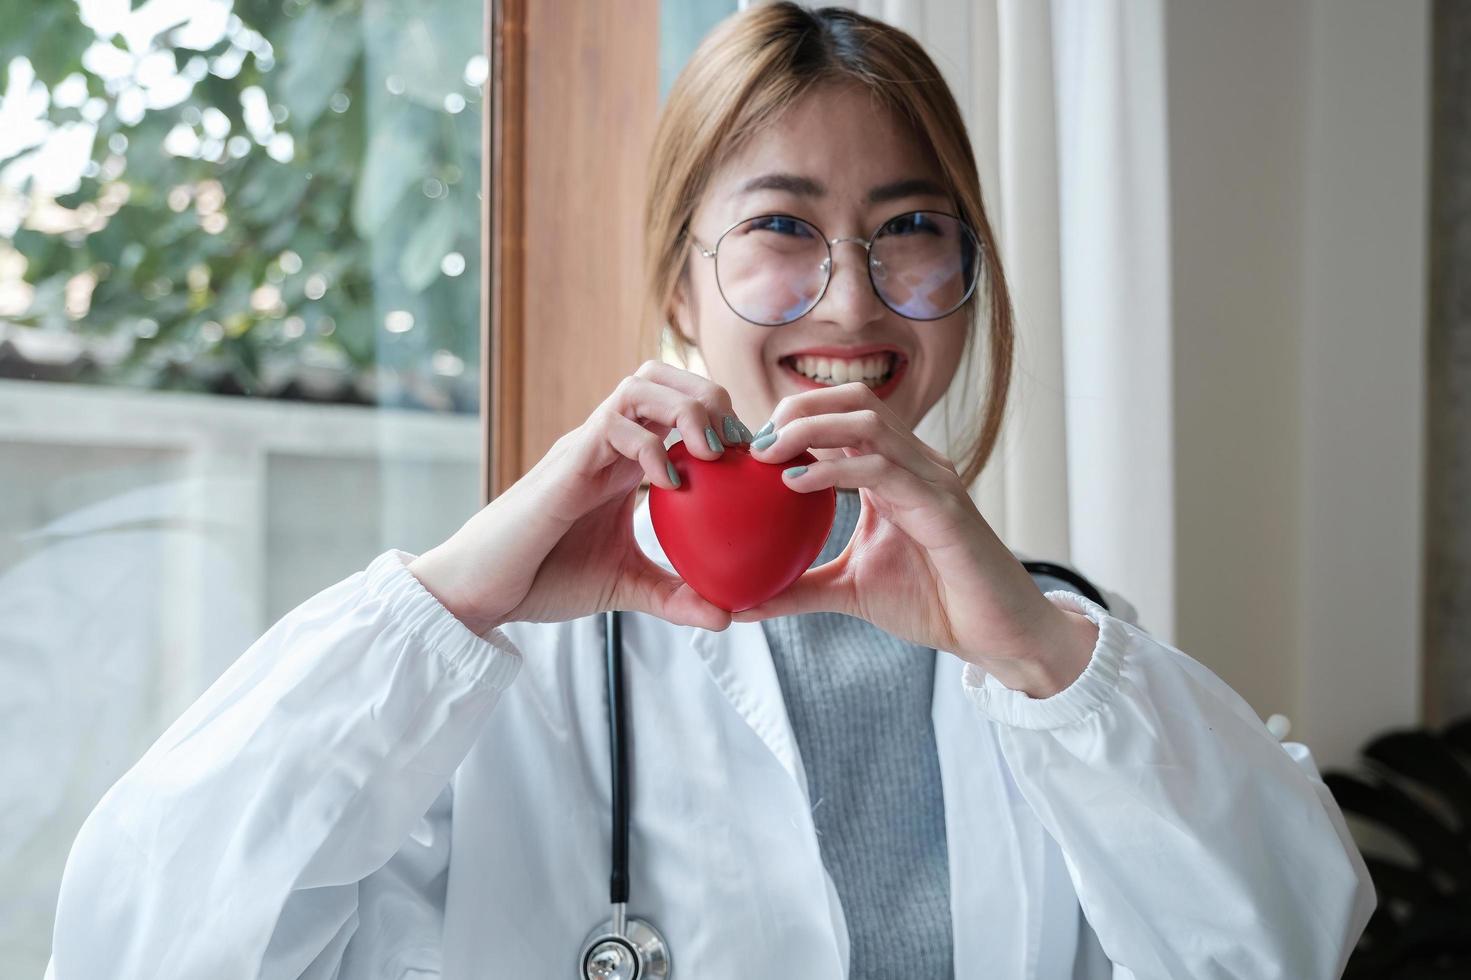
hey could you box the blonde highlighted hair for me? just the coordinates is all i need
[642,2,1013,488]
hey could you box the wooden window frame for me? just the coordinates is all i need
[483,0,661,504]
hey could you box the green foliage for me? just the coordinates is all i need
[0,0,483,412]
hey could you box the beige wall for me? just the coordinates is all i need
[1167,0,1428,771]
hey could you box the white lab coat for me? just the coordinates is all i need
[46,495,1375,979]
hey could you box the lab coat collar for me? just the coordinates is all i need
[632,491,811,793]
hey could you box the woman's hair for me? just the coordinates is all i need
[643,1,1014,488]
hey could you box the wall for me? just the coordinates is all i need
[1167,0,1312,744]
[1167,0,1429,769]
[1426,0,1471,726]
[861,0,1428,769]
[1296,0,1429,769]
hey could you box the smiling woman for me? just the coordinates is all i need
[645,17,1014,491]
[41,4,1375,980]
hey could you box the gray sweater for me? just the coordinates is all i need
[759,489,954,978]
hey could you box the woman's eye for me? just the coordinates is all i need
[751,216,810,237]
[883,213,939,236]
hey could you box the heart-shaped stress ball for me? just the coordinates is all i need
[649,440,836,613]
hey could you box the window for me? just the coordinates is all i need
[0,2,484,973]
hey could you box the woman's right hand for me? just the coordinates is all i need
[408,360,750,634]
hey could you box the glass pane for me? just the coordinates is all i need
[0,2,485,973]
[658,0,736,370]
[660,0,737,101]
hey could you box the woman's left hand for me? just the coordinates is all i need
[736,382,1100,698]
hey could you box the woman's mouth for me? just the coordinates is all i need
[778,349,908,399]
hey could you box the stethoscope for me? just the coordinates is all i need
[579,606,672,979]
[578,562,1108,979]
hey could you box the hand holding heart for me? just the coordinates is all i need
[408,361,1096,695]
[408,360,743,635]
[725,382,1099,694]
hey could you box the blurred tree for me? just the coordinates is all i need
[0,0,483,412]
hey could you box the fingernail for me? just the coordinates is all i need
[666,460,681,488]
[722,415,743,444]
[755,419,775,439]
[705,426,723,453]
[736,420,755,443]
[751,430,777,451]
[784,465,807,479]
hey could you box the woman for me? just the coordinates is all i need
[47,5,1373,978]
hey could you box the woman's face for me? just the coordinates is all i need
[674,83,971,460]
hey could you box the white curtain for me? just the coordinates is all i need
[824,0,1177,639]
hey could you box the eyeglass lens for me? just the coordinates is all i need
[713,211,981,326]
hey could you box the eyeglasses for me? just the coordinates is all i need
[689,210,983,327]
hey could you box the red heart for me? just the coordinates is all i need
[650,440,836,613]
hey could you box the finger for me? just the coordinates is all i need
[730,561,852,621]
[780,452,940,512]
[633,359,753,445]
[657,580,735,631]
[752,408,949,484]
[768,381,961,476]
[605,374,727,461]
[621,549,733,631]
[764,380,905,432]
[598,409,683,490]
[911,437,961,476]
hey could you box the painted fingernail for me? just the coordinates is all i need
[751,431,777,451]
[736,420,755,443]
[722,415,743,444]
[784,465,808,479]
[666,459,681,488]
[705,426,723,453]
[755,419,775,439]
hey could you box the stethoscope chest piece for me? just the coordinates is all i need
[579,912,671,979]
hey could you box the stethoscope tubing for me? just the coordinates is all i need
[1020,561,1111,611]
[604,608,631,906]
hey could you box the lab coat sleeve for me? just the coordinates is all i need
[960,591,1375,980]
[46,549,523,980]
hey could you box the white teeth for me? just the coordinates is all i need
[790,352,897,386]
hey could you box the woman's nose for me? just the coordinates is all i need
[812,241,886,328]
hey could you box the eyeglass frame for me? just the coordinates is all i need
[686,209,985,327]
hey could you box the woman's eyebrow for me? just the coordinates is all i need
[732,173,948,204]
[735,173,825,198]
[866,177,948,203]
